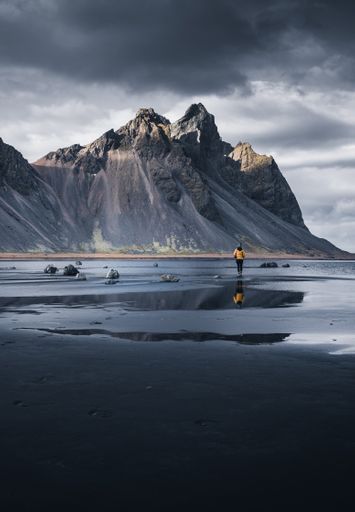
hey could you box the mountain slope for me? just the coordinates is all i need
[0,138,76,251]
[0,104,345,256]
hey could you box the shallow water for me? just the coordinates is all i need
[2,258,355,511]
[1,258,355,352]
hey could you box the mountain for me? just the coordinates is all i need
[0,137,75,251]
[0,104,346,255]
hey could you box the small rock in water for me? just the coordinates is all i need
[213,275,221,279]
[260,262,278,268]
[75,261,82,266]
[106,268,119,279]
[103,265,108,269]
[160,274,180,282]
[63,264,79,276]
[76,272,87,281]
[282,263,290,268]
[44,264,58,274]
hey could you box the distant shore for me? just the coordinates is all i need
[0,251,354,261]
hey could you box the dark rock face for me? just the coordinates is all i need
[0,137,37,195]
[0,138,76,251]
[229,143,305,227]
[0,104,347,256]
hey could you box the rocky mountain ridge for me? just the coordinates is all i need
[0,104,346,256]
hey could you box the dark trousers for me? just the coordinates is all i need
[236,259,243,273]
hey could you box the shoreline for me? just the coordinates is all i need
[0,251,354,261]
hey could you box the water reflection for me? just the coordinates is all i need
[25,327,292,345]
[0,282,304,312]
[233,280,245,308]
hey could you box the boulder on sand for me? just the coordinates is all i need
[260,262,278,268]
[63,264,79,276]
[44,264,58,274]
[160,274,180,282]
[106,269,119,279]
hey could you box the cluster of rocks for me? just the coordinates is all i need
[42,263,181,284]
[259,262,291,268]
[160,274,180,282]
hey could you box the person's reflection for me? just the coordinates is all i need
[233,280,245,308]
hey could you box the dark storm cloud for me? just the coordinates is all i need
[1,0,355,94]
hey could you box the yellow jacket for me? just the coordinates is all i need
[233,293,244,304]
[234,249,245,260]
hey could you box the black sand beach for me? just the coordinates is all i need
[1,258,355,511]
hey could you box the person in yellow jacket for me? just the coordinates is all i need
[233,245,246,275]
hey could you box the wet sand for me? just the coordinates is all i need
[1,259,355,511]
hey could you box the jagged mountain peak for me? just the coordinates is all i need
[182,102,210,119]
[0,137,38,194]
[115,107,171,152]
[35,143,84,167]
[230,142,273,171]
[170,103,222,165]
[134,107,170,126]
[171,102,217,138]
[84,129,119,154]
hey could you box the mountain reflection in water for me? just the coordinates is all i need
[27,328,292,345]
[0,281,304,312]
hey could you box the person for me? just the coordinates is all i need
[233,245,246,275]
[233,280,245,308]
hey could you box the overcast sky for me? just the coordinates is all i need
[1,0,355,251]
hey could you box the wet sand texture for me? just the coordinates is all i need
[1,258,355,511]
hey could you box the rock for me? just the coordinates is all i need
[0,138,78,251]
[260,262,278,268]
[75,260,82,266]
[153,263,159,267]
[76,272,87,281]
[106,268,119,279]
[282,263,290,268]
[103,265,108,268]
[213,275,221,279]
[44,264,58,274]
[63,264,79,276]
[229,142,305,227]
[160,274,180,282]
